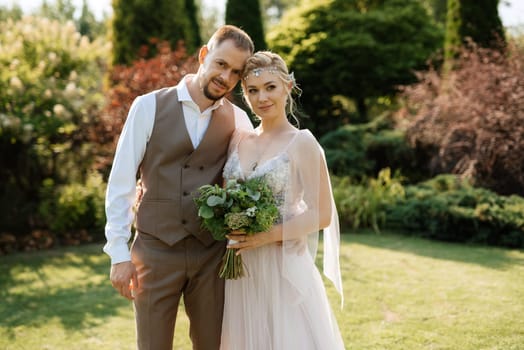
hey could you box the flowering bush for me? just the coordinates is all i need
[0,16,109,234]
[99,40,198,171]
[398,39,524,195]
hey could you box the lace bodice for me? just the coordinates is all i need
[223,149,291,220]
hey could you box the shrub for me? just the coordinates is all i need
[399,39,524,196]
[38,172,106,243]
[385,175,524,248]
[98,40,198,174]
[0,16,109,234]
[332,168,405,232]
[321,113,422,181]
[321,126,374,179]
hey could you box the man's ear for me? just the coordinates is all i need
[198,45,209,64]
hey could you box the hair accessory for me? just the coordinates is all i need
[244,66,279,79]
[289,71,296,86]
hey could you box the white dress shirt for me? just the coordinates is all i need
[103,75,253,264]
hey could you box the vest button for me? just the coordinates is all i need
[182,219,187,225]
[183,191,189,196]
[184,164,189,169]
[199,166,204,171]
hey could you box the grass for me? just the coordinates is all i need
[1,231,523,349]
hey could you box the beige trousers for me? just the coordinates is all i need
[131,232,226,350]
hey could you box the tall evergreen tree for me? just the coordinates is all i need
[225,0,267,118]
[226,0,266,50]
[111,0,200,66]
[78,0,106,40]
[444,0,505,63]
[37,0,75,22]
[185,0,202,47]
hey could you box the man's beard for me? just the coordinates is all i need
[202,85,225,101]
[202,77,229,101]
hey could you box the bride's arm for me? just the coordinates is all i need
[269,131,332,240]
[228,131,333,251]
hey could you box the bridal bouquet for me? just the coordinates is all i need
[194,178,279,279]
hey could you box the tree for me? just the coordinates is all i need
[185,0,202,47]
[225,0,267,117]
[444,0,505,64]
[78,0,107,40]
[111,0,199,66]
[420,0,447,27]
[0,4,23,21]
[268,0,442,135]
[33,0,107,41]
[226,0,266,50]
[261,0,300,28]
[37,0,75,22]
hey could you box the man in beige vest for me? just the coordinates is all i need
[104,25,254,350]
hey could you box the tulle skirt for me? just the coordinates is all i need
[220,242,345,350]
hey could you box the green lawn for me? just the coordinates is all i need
[1,231,523,349]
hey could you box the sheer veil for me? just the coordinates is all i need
[281,129,343,299]
[279,129,344,347]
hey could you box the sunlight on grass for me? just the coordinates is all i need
[1,232,523,349]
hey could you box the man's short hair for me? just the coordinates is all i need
[207,25,254,55]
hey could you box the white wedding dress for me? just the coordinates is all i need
[220,130,345,350]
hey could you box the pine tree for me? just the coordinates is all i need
[444,0,505,62]
[111,0,200,66]
[78,0,105,40]
[226,0,266,50]
[185,0,202,47]
[225,0,266,117]
[459,0,504,48]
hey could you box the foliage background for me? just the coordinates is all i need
[0,0,523,254]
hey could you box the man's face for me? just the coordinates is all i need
[198,39,251,101]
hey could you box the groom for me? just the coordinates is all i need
[103,25,254,350]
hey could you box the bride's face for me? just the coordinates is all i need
[243,70,289,120]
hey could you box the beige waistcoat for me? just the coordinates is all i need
[135,86,235,246]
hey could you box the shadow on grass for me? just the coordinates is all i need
[342,229,524,270]
[0,244,131,339]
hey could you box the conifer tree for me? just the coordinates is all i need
[225,0,266,117]
[185,0,202,47]
[111,0,200,66]
[444,0,505,63]
[226,0,266,50]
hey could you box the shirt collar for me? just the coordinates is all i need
[178,74,224,112]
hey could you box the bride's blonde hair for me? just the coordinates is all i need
[241,51,301,126]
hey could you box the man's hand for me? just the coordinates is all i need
[110,261,138,300]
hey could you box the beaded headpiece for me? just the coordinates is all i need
[243,67,297,87]
[243,66,279,79]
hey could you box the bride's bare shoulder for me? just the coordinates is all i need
[293,129,320,149]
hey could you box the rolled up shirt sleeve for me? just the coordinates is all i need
[103,93,155,264]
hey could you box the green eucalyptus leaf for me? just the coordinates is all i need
[198,205,214,219]
[207,195,225,206]
[247,187,261,201]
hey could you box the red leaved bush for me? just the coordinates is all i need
[398,40,524,195]
[94,40,199,172]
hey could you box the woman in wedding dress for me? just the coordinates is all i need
[220,51,345,350]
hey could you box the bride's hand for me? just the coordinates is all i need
[226,230,247,243]
[226,231,277,254]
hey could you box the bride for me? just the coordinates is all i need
[220,51,345,350]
